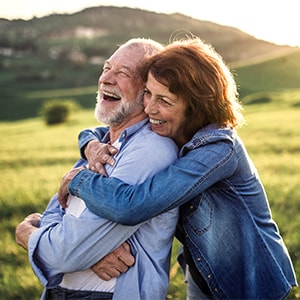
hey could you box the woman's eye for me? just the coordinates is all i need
[158,97,171,105]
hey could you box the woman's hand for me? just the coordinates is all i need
[84,140,118,175]
[57,167,85,208]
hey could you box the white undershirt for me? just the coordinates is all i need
[59,141,123,292]
[59,195,116,292]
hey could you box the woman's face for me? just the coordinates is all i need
[144,72,188,146]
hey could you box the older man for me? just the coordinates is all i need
[16,38,178,300]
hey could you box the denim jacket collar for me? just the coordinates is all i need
[180,124,234,157]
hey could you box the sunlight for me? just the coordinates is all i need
[1,0,300,47]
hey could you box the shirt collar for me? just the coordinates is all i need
[102,118,149,150]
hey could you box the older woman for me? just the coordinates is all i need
[60,37,297,299]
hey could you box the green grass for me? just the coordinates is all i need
[238,91,300,300]
[0,112,98,299]
[1,89,300,299]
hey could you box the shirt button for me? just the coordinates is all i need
[197,257,201,261]
[207,274,211,279]
[214,288,218,292]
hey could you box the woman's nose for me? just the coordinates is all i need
[144,97,157,115]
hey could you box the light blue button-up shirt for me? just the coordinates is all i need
[28,119,179,300]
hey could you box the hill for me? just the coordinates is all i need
[0,6,299,121]
[234,49,300,97]
[0,6,296,63]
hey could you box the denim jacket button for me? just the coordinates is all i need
[189,205,193,209]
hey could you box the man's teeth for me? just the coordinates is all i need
[103,91,121,100]
[150,118,165,125]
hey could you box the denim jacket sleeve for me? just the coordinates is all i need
[69,136,237,225]
[78,126,109,159]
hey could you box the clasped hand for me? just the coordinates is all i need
[85,140,117,174]
[92,242,134,280]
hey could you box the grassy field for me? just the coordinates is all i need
[0,88,299,299]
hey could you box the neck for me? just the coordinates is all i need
[175,135,191,148]
[109,111,147,144]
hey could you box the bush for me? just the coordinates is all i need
[41,99,79,125]
[242,93,273,105]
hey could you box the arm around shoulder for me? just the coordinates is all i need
[70,140,237,224]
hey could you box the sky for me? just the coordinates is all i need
[1,0,300,47]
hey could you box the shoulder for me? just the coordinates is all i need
[135,124,178,158]
[112,123,178,183]
[191,126,235,147]
[138,122,177,148]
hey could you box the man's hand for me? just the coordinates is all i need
[85,140,117,175]
[15,213,42,250]
[91,242,135,281]
[57,166,85,208]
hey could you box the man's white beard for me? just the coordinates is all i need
[94,96,144,126]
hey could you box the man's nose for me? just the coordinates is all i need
[99,70,115,84]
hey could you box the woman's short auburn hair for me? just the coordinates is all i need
[141,37,245,137]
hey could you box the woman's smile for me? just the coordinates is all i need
[149,118,166,125]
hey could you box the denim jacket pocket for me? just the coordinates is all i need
[180,194,213,235]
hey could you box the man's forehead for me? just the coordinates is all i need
[106,48,144,70]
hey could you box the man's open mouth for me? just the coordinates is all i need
[103,91,121,101]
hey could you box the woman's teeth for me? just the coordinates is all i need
[150,118,166,125]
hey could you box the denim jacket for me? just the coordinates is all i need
[73,124,297,299]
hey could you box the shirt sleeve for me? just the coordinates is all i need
[69,139,237,225]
